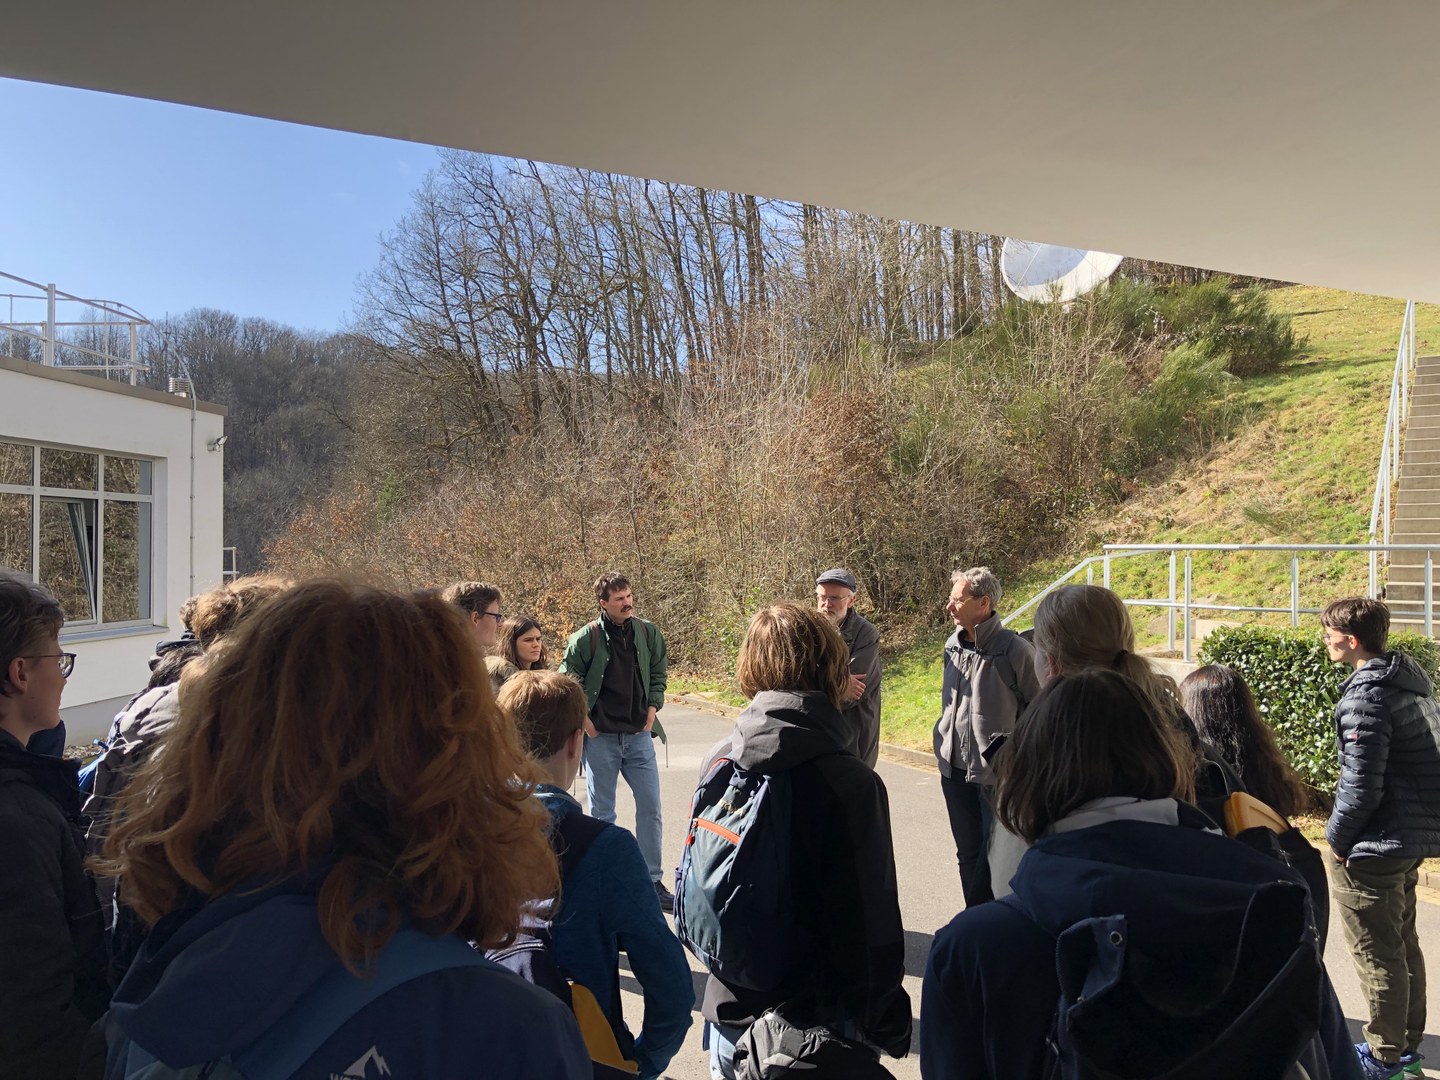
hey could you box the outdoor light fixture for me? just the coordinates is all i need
[207,435,228,451]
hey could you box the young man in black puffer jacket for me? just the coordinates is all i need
[0,573,109,1079]
[1322,597,1440,1080]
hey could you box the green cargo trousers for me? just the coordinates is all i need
[1329,855,1426,1063]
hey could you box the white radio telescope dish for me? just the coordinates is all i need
[1001,239,1125,303]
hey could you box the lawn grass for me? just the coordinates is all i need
[878,287,1440,751]
[667,673,747,710]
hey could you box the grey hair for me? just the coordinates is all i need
[951,566,1002,608]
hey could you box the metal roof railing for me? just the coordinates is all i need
[0,270,151,384]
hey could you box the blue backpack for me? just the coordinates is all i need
[113,929,490,1079]
[674,757,801,993]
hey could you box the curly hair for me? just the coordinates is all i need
[188,574,292,650]
[97,579,557,969]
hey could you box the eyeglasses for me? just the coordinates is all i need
[23,653,76,677]
[482,611,505,623]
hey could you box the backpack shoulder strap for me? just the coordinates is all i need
[234,930,490,1077]
[984,631,1027,710]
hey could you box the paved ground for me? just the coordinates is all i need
[587,704,1440,1079]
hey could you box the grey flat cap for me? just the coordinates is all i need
[816,568,858,591]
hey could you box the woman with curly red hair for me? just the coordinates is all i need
[97,579,588,1079]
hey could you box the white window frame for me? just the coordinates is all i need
[0,439,156,630]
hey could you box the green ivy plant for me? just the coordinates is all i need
[1197,625,1440,800]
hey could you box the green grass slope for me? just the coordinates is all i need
[881,286,1440,750]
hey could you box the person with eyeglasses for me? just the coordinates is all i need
[441,580,506,652]
[0,571,109,1079]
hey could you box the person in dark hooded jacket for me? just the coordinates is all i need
[0,572,109,1080]
[1321,597,1440,1078]
[697,602,910,1079]
[921,669,1360,1080]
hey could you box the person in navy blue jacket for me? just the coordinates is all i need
[921,669,1360,1080]
[95,580,590,1079]
[499,670,694,1079]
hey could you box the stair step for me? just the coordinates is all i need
[1383,586,1440,600]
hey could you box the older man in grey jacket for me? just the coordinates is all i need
[932,566,1039,908]
[816,568,882,768]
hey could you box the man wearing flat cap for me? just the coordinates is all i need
[816,568,882,767]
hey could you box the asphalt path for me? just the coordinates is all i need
[586,703,1440,1079]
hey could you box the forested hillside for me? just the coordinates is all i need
[92,151,1297,671]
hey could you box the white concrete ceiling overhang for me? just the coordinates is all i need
[4,2,1436,299]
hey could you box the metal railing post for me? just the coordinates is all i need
[1086,565,1093,585]
[1394,395,1401,483]
[1167,552,1177,653]
[1370,549,1378,598]
[1384,449,1392,549]
[1411,301,1418,372]
[43,283,56,366]
[1403,314,1410,405]
[1290,556,1300,627]
[1427,554,1435,639]
[1183,555,1194,663]
[1103,554,1111,589]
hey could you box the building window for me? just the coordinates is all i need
[0,440,153,627]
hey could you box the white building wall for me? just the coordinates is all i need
[0,357,226,741]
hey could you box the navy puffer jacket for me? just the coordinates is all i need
[1326,651,1440,860]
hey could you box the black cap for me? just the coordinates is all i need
[816,568,858,591]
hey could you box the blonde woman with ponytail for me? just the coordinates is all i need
[988,584,1238,898]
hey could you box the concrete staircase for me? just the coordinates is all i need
[1385,355,1440,626]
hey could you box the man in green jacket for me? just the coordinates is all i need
[560,572,671,909]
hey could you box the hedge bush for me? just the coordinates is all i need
[1090,275,1302,378]
[1197,625,1440,799]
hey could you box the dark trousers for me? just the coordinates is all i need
[1330,856,1427,1063]
[940,772,994,908]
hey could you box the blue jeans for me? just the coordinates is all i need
[583,730,663,882]
[706,1022,745,1079]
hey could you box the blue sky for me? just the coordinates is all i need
[0,78,439,333]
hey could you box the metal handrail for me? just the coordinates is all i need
[1006,542,1440,663]
[1367,301,1418,581]
[0,269,151,385]
[1006,307,1428,661]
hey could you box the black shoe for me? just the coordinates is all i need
[655,880,675,911]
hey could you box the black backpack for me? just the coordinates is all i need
[487,811,639,1078]
[1002,878,1326,1080]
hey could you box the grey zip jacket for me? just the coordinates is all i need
[932,614,1039,783]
